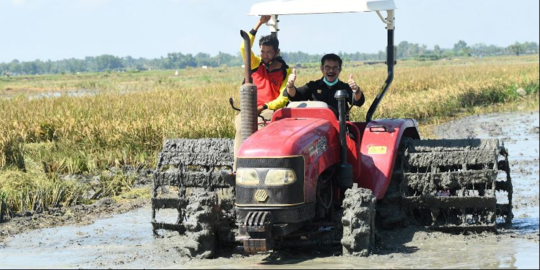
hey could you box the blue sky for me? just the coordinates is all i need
[0,0,538,63]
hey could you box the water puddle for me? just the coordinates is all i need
[0,89,99,100]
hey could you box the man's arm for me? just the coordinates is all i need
[285,68,297,97]
[351,90,365,107]
[348,74,365,106]
[240,16,270,69]
[253,15,270,32]
[285,80,313,102]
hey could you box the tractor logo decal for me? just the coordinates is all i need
[308,137,328,158]
[368,146,387,155]
[255,190,269,203]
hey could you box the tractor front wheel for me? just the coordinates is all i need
[341,187,376,256]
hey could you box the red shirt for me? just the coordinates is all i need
[252,62,286,107]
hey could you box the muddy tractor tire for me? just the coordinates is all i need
[180,189,220,259]
[400,138,513,231]
[151,138,236,258]
[376,137,412,228]
[341,187,377,256]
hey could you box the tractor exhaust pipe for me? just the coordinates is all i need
[240,30,258,143]
[335,90,353,189]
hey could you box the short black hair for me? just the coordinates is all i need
[321,53,343,68]
[259,35,279,52]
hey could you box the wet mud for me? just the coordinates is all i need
[0,111,538,269]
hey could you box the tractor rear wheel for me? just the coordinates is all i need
[341,187,376,256]
[376,137,411,228]
[151,138,235,258]
[401,138,512,231]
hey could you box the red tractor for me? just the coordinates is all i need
[151,0,513,258]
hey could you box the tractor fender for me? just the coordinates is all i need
[357,118,420,199]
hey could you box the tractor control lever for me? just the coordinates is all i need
[228,97,270,126]
[229,97,241,112]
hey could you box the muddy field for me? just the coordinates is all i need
[0,111,538,269]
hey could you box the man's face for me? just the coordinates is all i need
[260,45,278,64]
[321,60,341,82]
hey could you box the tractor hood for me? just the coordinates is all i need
[238,117,339,159]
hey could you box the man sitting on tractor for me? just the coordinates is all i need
[222,15,293,182]
[285,53,365,119]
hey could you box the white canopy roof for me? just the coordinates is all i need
[249,0,396,16]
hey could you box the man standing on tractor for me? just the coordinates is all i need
[286,53,365,119]
[222,15,293,182]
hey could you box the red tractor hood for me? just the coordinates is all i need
[238,117,338,158]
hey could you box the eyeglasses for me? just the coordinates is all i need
[323,65,340,72]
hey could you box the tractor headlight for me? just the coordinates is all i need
[264,169,297,186]
[236,168,260,186]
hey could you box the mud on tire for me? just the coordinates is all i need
[180,189,220,259]
[376,137,411,228]
[152,138,236,258]
[341,187,376,256]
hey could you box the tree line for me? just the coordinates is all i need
[1,40,538,76]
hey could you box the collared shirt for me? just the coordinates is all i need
[285,78,365,119]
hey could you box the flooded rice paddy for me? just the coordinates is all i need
[0,111,538,269]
